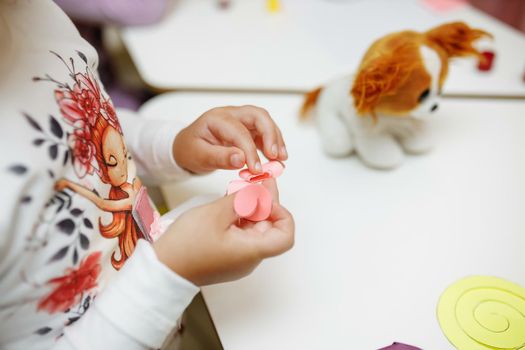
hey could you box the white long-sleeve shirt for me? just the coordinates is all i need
[0,1,199,349]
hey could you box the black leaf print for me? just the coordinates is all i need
[70,208,83,217]
[48,169,55,178]
[63,150,70,166]
[48,144,58,160]
[84,295,91,309]
[56,218,75,235]
[67,316,80,325]
[77,51,88,64]
[35,327,52,335]
[92,188,100,196]
[49,115,63,139]
[8,164,28,175]
[48,246,69,263]
[83,218,93,229]
[20,196,32,204]
[33,139,45,146]
[72,248,78,265]
[79,233,89,250]
[69,57,75,73]
[60,190,73,209]
[24,113,43,132]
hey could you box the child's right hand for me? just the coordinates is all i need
[152,179,294,286]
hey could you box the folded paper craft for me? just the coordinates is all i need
[227,161,284,221]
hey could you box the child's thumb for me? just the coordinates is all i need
[208,192,239,228]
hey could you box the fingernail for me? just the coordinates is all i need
[271,144,278,158]
[230,153,244,168]
[281,146,288,159]
[255,161,262,173]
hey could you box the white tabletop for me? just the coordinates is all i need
[122,0,525,97]
[140,92,525,349]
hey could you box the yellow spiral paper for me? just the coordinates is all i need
[437,276,525,350]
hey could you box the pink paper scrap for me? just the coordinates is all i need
[378,342,422,350]
[421,0,467,13]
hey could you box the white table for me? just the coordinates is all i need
[122,0,525,97]
[140,92,525,349]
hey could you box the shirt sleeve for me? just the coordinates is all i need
[52,240,200,350]
[118,108,192,185]
[53,0,169,26]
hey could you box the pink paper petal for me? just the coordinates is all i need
[234,185,260,218]
[247,186,272,221]
[263,160,284,178]
[227,179,250,195]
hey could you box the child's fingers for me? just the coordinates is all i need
[197,142,245,170]
[254,203,295,258]
[232,105,284,161]
[207,116,262,173]
[275,128,288,160]
[205,193,239,229]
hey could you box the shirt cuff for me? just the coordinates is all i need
[155,119,191,178]
[94,239,199,348]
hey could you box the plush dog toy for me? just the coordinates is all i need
[301,22,491,169]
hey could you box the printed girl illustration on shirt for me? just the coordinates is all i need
[39,52,145,270]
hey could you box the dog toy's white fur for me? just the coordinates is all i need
[312,46,442,169]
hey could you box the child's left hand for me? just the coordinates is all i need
[173,105,288,174]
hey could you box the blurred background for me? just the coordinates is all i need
[54,0,525,111]
[52,1,525,349]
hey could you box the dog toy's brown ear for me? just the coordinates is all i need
[300,87,322,120]
[425,22,491,60]
[351,45,417,117]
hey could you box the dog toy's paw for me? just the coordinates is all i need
[320,135,354,158]
[399,123,434,154]
[400,135,434,155]
[355,133,404,169]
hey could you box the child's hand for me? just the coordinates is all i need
[152,179,294,286]
[173,106,288,174]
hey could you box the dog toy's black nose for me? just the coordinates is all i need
[430,104,439,112]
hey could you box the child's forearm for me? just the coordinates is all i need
[51,240,199,350]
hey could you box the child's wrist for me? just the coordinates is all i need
[152,239,200,286]
[172,128,193,173]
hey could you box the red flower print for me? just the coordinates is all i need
[55,70,103,128]
[74,71,101,100]
[54,89,87,128]
[68,127,98,178]
[74,71,103,126]
[100,100,122,133]
[37,252,102,314]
